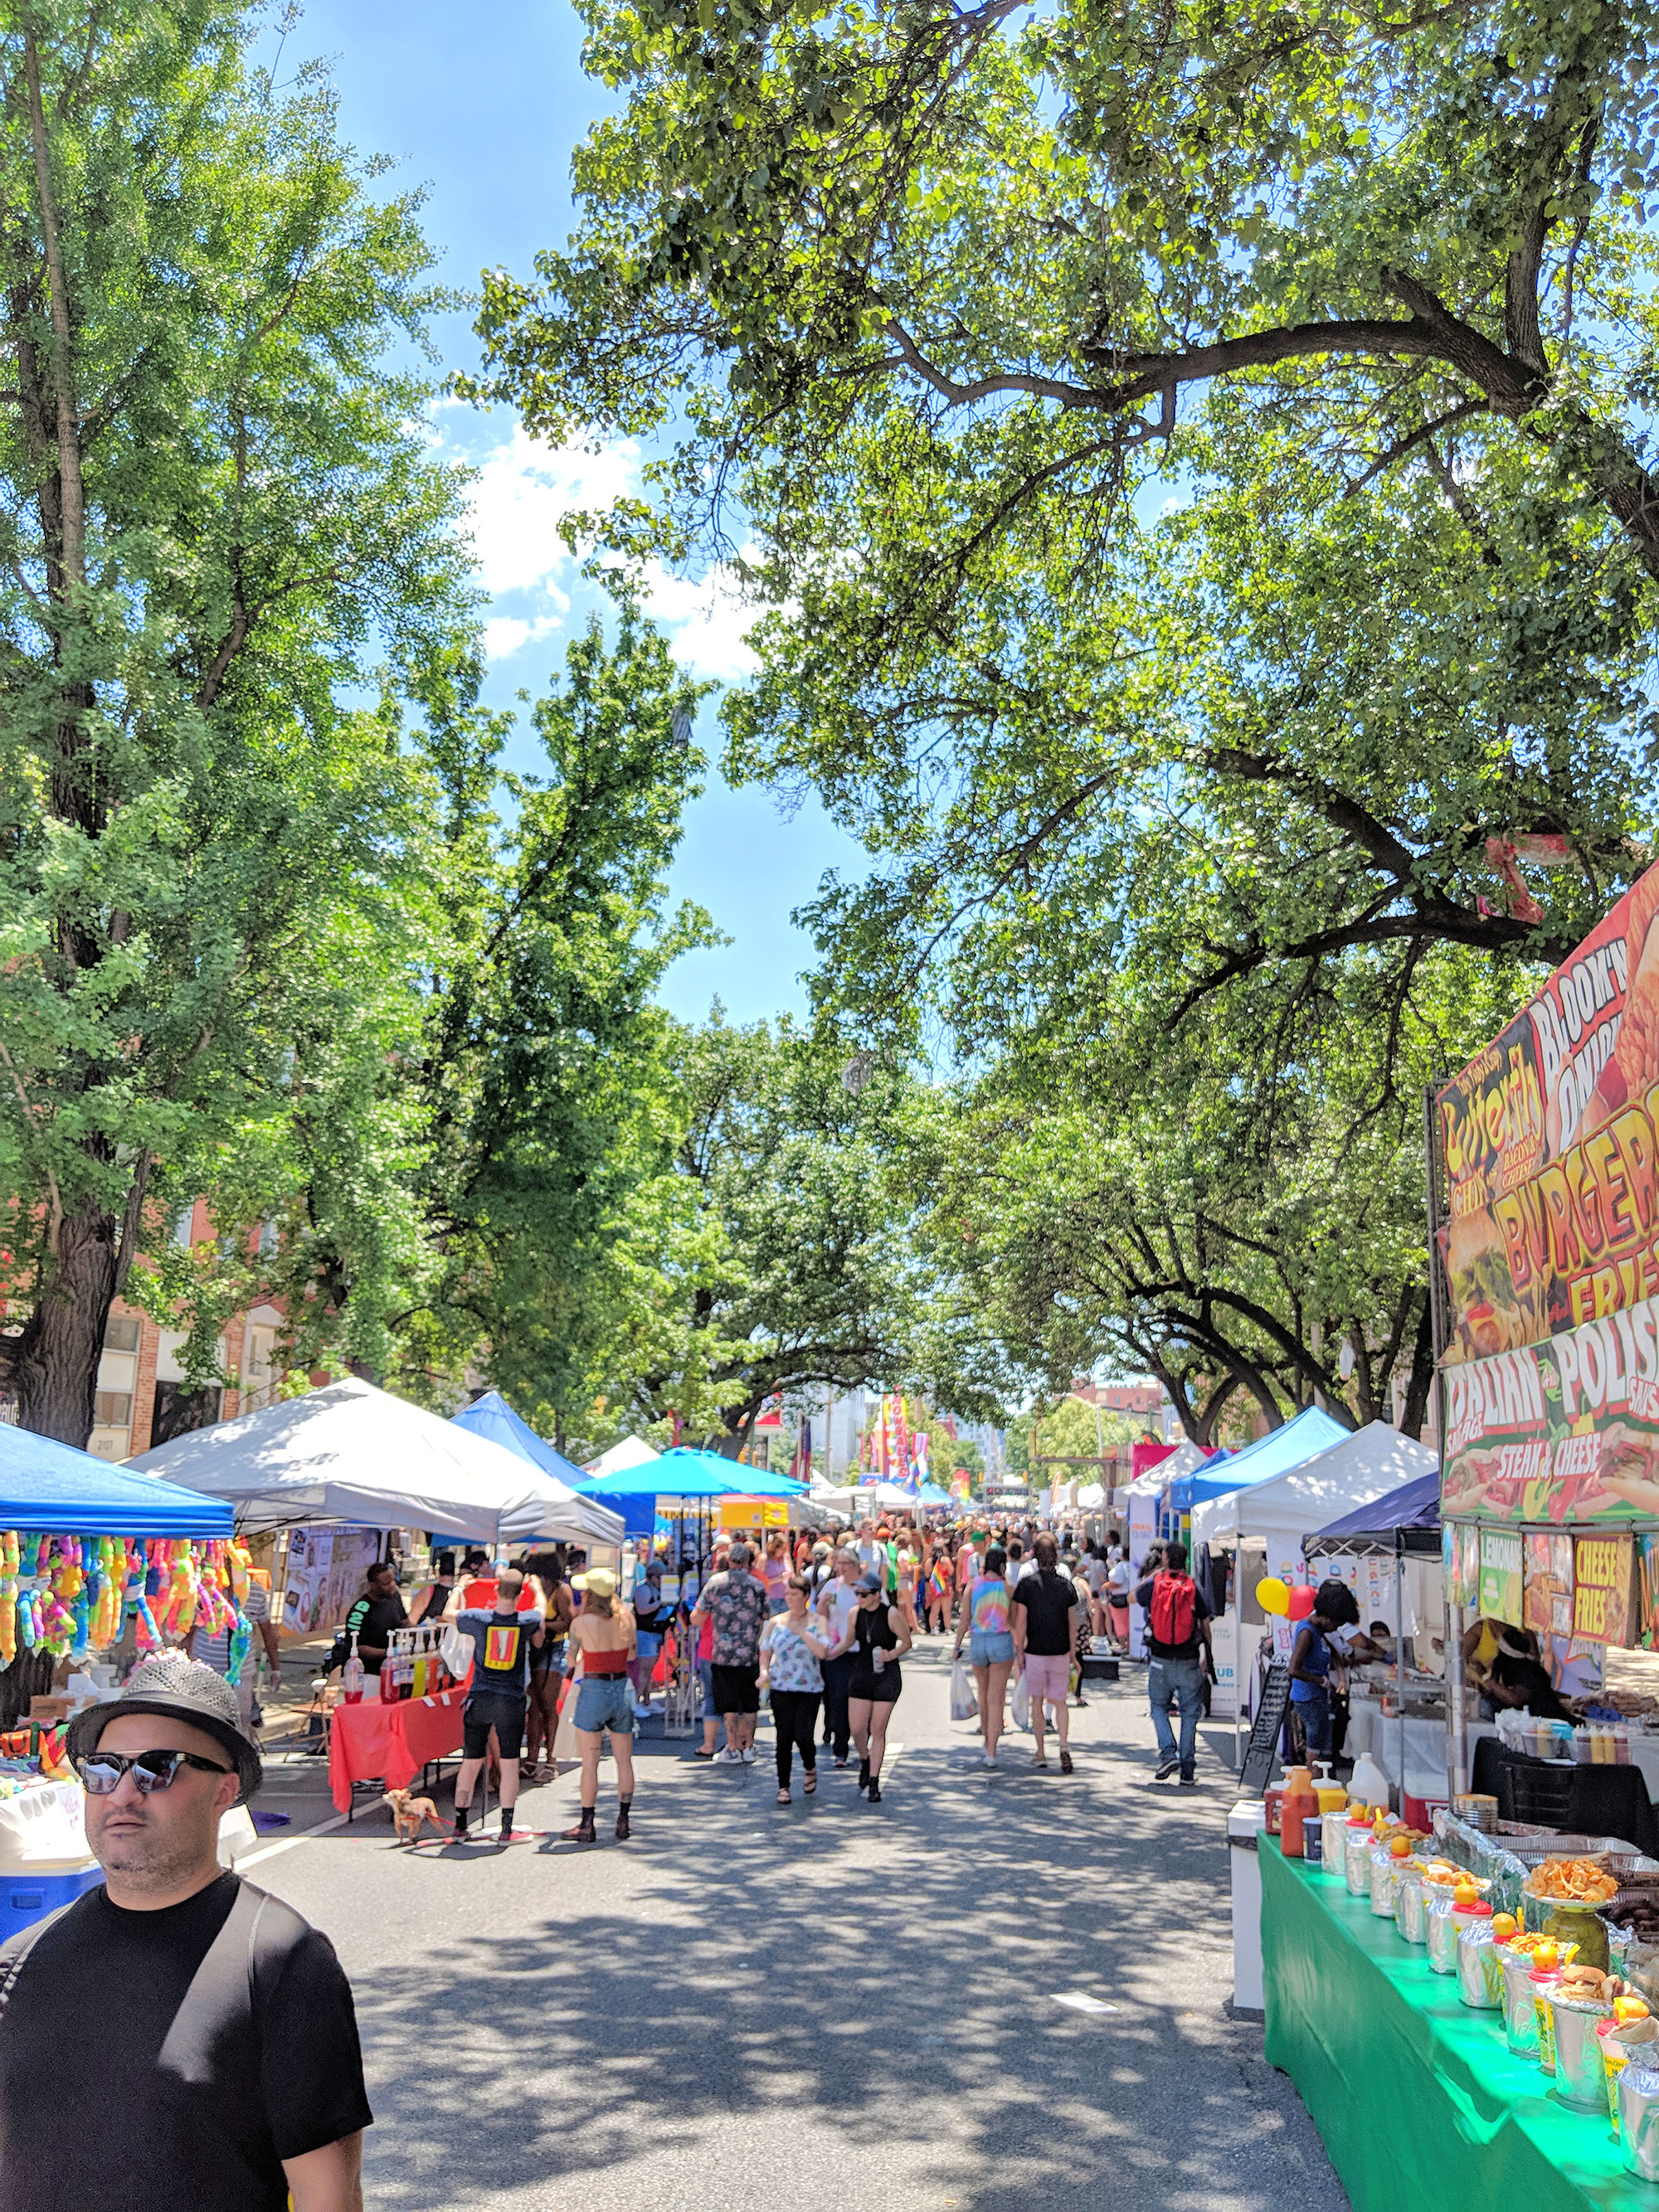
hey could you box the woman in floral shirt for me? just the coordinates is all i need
[759,1577,837,1802]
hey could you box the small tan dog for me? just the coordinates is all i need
[382,1787,444,1845]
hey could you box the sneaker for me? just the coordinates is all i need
[718,1748,743,1764]
[1154,1754,1180,1782]
[740,1746,757,1764]
[634,1702,653,1719]
[1179,1771,1198,1787]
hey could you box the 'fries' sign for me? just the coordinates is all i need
[1572,1535,1637,1644]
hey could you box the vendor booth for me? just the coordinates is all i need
[131,1376,624,1550]
[1254,858,1659,2212]
[1164,1407,1350,1705]
[0,1424,241,1928]
[1194,1423,1438,1733]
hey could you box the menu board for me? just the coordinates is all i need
[1479,1526,1525,1626]
[1572,1534,1637,1644]
[1435,861,1659,1367]
[1524,1532,1574,1639]
[1440,1291,1659,1524]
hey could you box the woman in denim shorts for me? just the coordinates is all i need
[953,1544,1015,1767]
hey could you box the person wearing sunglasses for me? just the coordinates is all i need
[0,1654,372,2212]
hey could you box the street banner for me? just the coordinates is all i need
[1440,1291,1659,1523]
[1435,860,1659,1365]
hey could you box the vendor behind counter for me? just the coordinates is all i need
[1459,1616,1573,1721]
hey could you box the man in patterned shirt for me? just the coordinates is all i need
[689,1541,768,1765]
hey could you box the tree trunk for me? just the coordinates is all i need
[7,1200,119,1444]
[1399,1294,1436,1441]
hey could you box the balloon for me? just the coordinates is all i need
[1287,1584,1316,1621]
[1255,1576,1289,1617]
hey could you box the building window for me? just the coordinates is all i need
[94,1391,134,1429]
[103,1315,141,1354]
[151,1382,222,1447]
[172,1204,195,1248]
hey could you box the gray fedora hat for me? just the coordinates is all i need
[65,1653,262,1804]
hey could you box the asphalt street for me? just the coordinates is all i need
[245,1641,1347,2212]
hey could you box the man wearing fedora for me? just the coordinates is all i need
[0,1654,372,2212]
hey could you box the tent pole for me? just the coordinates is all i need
[1394,1529,1406,1815]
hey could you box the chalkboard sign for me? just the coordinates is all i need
[1240,1660,1291,1796]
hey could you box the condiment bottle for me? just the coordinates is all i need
[1263,1784,1286,1836]
[1617,1724,1632,1766]
[1282,1765,1318,1859]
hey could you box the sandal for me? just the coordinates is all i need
[804,1772,818,1795]
[776,1788,791,1805]
[1059,1748,1074,1775]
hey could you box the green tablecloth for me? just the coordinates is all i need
[1261,1836,1653,2212]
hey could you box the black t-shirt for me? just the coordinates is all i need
[1011,1568,1079,1655]
[0,1872,372,2212]
[345,1589,407,1668]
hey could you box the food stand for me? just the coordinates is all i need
[1262,1838,1658,2212]
[1258,860,1659,2207]
[1428,858,1659,1805]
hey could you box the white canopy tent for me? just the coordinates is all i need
[583,1435,661,1480]
[809,1480,916,1514]
[130,1377,626,1548]
[1125,1437,1209,1495]
[1188,1422,1437,1551]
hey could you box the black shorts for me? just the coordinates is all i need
[710,1661,760,1715]
[849,1665,902,1706]
[463,1690,527,1760]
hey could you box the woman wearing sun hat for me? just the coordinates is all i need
[563,1568,638,1843]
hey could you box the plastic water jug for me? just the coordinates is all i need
[1348,1750,1390,1810]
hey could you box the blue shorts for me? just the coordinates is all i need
[970,1629,1015,1666]
[574,1674,636,1736]
[635,1631,662,1661]
[695,1656,713,1704]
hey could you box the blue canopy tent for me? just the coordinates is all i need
[913,1480,953,1510]
[1306,1470,1442,1558]
[0,1425,233,1536]
[446,1391,626,1548]
[451,1391,587,1486]
[1163,1407,1351,1518]
[574,1446,807,1539]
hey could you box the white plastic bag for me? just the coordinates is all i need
[440,1623,471,1683]
[950,1659,979,1722]
[1010,1669,1032,1733]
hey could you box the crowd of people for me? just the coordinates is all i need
[289,1513,1240,1842]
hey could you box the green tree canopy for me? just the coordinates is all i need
[0,4,474,1439]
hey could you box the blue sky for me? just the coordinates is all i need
[283,0,868,1026]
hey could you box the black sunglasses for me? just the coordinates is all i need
[77,1748,233,1796]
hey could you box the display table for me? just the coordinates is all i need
[328,1689,466,1815]
[1261,1836,1652,2212]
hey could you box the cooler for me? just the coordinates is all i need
[0,1864,105,1932]
[1228,1797,1267,2013]
[0,1781,102,1932]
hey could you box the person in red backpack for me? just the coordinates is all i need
[1134,1540,1215,1786]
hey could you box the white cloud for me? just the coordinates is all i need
[640,556,761,681]
[465,425,640,596]
[483,608,567,661]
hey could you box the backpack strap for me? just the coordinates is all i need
[0,1901,78,2028]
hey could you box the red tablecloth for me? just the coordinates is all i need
[328,1689,466,1813]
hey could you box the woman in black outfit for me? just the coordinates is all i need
[840,1570,913,1803]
